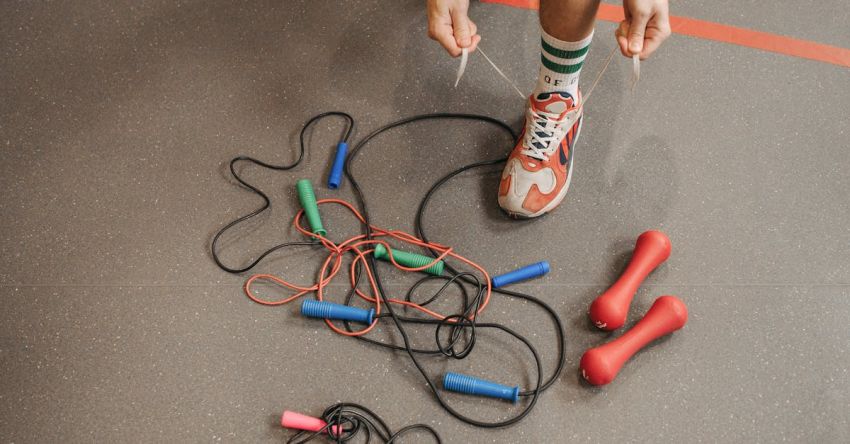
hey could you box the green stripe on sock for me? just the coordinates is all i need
[541,39,590,60]
[541,54,584,74]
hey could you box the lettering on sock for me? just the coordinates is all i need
[544,75,563,87]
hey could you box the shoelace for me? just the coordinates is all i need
[453,44,624,162]
[520,107,573,161]
[517,47,621,162]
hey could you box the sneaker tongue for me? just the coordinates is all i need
[533,91,573,117]
[544,101,567,114]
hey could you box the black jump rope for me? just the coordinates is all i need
[211,112,566,442]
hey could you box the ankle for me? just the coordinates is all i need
[533,28,593,98]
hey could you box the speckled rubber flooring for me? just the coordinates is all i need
[1,1,849,442]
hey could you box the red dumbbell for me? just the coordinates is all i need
[590,230,671,331]
[580,295,688,386]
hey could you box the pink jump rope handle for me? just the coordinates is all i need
[589,230,671,331]
[281,411,341,436]
[581,295,688,386]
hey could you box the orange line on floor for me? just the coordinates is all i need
[481,0,850,68]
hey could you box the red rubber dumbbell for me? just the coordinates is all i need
[580,295,688,386]
[590,230,671,331]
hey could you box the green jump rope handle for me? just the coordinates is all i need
[373,244,444,276]
[296,179,326,237]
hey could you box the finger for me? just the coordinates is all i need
[429,22,463,57]
[639,12,671,58]
[466,19,479,52]
[639,28,670,59]
[438,32,463,57]
[627,9,651,55]
[615,21,630,57]
[451,9,472,47]
[639,36,661,59]
[468,34,481,53]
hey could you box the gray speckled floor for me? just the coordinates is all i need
[1,1,849,442]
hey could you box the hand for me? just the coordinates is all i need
[616,0,671,59]
[427,0,481,57]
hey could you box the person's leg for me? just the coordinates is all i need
[535,0,600,97]
[540,0,599,41]
[498,0,600,218]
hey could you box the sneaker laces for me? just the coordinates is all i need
[521,107,572,161]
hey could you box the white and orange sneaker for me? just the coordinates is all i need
[498,91,583,218]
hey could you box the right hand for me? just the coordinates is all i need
[427,0,481,57]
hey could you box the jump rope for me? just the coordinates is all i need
[210,45,636,441]
[282,403,442,444]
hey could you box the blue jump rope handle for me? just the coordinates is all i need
[491,261,550,288]
[327,142,348,189]
[301,300,374,324]
[443,372,520,403]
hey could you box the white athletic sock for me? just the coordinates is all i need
[533,28,593,99]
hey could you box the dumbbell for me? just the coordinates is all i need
[589,230,671,331]
[580,295,688,386]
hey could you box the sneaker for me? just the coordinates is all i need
[498,91,583,218]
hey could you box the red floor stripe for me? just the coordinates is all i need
[481,0,850,68]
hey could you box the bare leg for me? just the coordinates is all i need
[540,0,600,42]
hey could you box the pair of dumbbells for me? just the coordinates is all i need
[580,230,688,386]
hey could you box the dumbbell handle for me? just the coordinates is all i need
[581,295,688,386]
[589,230,671,330]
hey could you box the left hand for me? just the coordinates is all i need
[617,0,671,59]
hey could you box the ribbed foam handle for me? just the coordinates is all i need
[491,261,550,288]
[444,372,477,394]
[296,179,326,236]
[301,299,332,318]
[442,372,519,403]
[373,244,444,276]
[300,300,374,324]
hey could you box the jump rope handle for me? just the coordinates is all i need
[443,372,520,403]
[327,142,348,189]
[281,410,341,435]
[296,179,327,237]
[580,295,688,386]
[491,261,549,288]
[301,300,375,324]
[373,244,445,276]
[589,230,671,331]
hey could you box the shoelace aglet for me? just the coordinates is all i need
[630,54,640,93]
[454,47,469,88]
